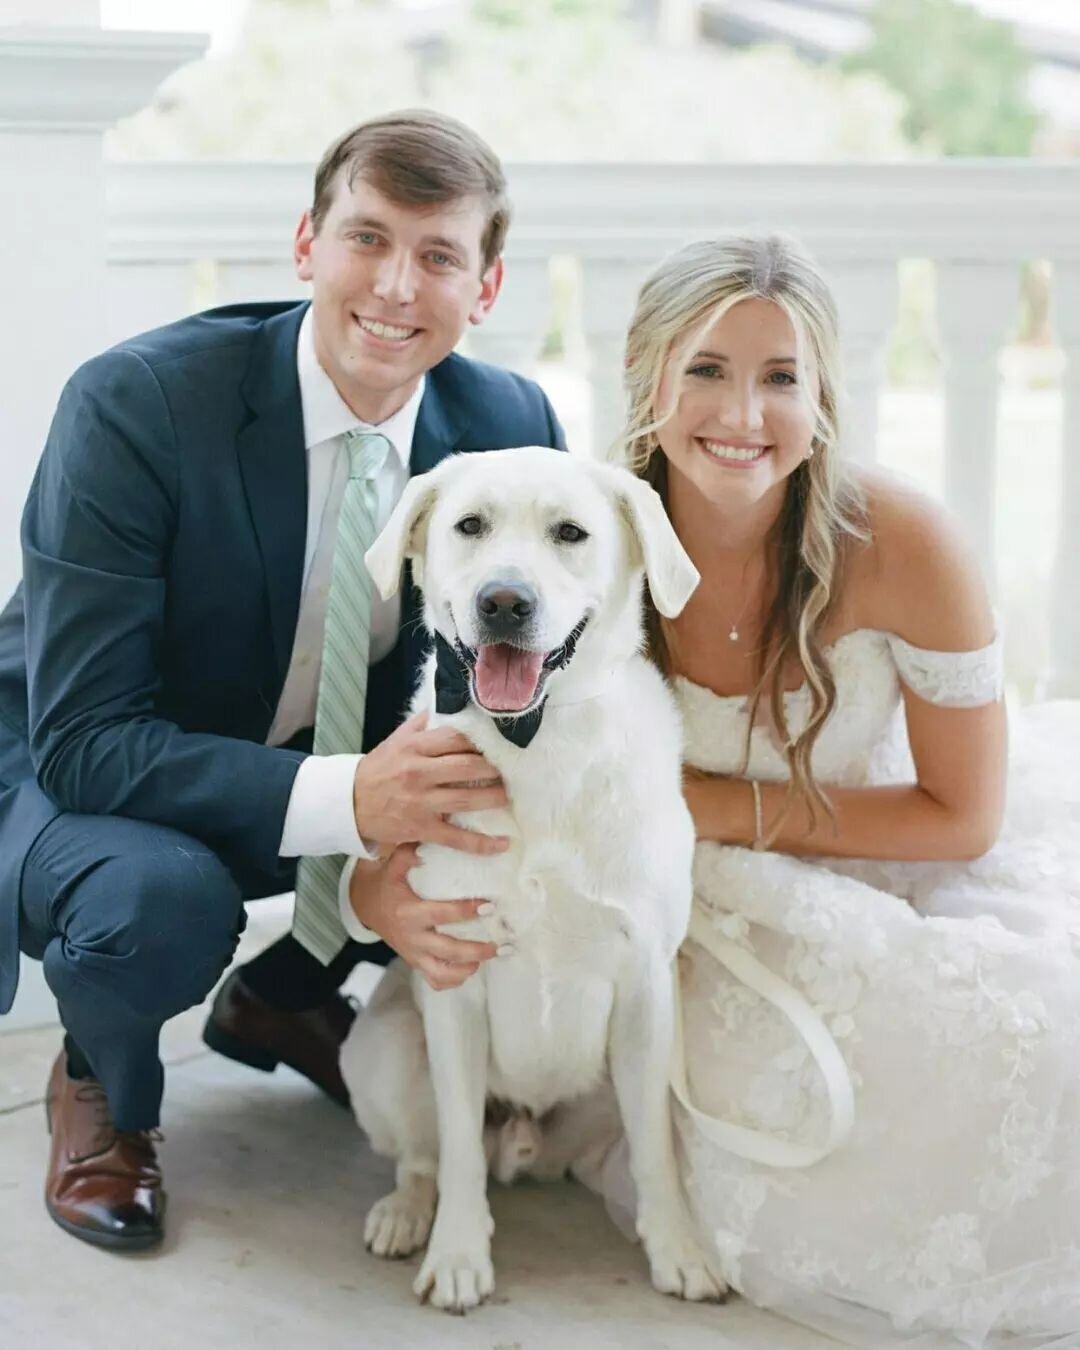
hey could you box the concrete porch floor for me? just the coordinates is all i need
[0,899,859,1350]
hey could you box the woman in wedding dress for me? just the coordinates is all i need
[593,233,1080,1348]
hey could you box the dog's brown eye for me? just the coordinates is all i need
[556,522,588,544]
[455,515,484,537]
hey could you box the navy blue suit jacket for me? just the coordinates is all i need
[0,300,565,1013]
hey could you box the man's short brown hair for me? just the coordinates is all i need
[310,109,511,272]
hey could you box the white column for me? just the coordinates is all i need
[935,261,1019,592]
[579,254,652,460]
[1045,261,1080,698]
[0,22,204,1030]
[828,260,899,466]
[0,26,206,595]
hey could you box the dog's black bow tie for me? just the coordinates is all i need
[432,619,589,750]
[433,631,545,748]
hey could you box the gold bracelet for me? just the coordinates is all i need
[750,779,764,851]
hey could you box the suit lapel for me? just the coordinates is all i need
[410,361,471,476]
[236,303,309,690]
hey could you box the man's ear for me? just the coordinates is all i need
[365,465,449,599]
[294,210,315,283]
[591,463,700,618]
[468,255,504,326]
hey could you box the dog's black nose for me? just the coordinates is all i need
[475,580,537,637]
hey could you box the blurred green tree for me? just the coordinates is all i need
[111,0,908,161]
[846,0,1040,155]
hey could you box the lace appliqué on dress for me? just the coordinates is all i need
[650,635,1080,1347]
[887,631,1004,708]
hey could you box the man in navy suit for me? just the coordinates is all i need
[0,109,565,1250]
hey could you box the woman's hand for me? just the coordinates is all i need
[347,846,501,991]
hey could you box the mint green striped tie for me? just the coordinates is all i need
[292,430,392,964]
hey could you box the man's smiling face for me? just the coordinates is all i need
[294,172,502,424]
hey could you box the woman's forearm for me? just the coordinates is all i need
[685,775,1000,863]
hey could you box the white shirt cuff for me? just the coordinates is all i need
[278,753,377,860]
[338,856,383,944]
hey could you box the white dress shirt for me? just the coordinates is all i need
[272,308,423,869]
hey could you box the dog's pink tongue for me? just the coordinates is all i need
[474,644,545,711]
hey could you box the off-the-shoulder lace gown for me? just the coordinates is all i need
[595,629,1080,1350]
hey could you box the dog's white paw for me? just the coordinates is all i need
[413,1244,495,1313]
[642,1221,728,1303]
[364,1179,436,1259]
[413,1208,495,1313]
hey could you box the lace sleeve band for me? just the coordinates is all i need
[885,631,1004,708]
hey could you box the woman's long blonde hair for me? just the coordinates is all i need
[617,234,866,836]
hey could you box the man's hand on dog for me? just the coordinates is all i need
[352,710,511,854]
[348,847,500,990]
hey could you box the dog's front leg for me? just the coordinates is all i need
[412,979,494,1314]
[610,949,727,1303]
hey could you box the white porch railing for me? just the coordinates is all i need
[105,159,1080,698]
[2,14,1079,1033]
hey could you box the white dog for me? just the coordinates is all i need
[339,446,726,1312]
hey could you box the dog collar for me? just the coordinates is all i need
[432,621,588,750]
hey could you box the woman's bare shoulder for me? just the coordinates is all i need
[844,467,994,650]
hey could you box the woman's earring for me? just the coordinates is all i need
[806,445,816,459]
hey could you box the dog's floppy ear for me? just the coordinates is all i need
[364,466,446,599]
[596,464,700,617]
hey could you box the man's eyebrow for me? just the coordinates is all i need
[422,235,468,254]
[336,215,468,253]
[338,214,388,231]
[690,350,797,364]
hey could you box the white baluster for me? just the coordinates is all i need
[579,254,652,460]
[106,260,200,347]
[935,261,1019,592]
[1045,261,1080,697]
[214,259,310,308]
[828,260,899,466]
[463,253,551,377]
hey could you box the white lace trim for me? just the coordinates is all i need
[886,631,1004,708]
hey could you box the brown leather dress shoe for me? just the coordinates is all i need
[44,1054,165,1251]
[201,970,356,1108]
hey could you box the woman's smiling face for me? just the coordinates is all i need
[654,296,819,510]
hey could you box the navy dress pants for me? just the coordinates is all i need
[17,811,288,1131]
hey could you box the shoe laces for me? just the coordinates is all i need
[72,1083,164,1161]
[122,1126,164,1160]
[121,1127,165,1147]
[73,1080,114,1136]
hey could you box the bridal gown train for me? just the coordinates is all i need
[594,628,1080,1349]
